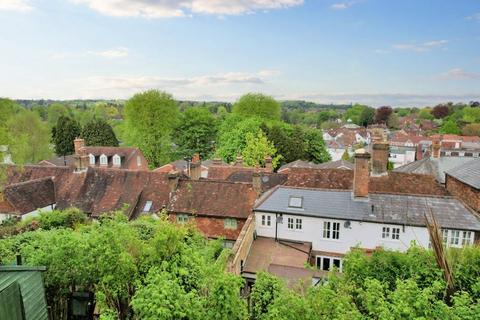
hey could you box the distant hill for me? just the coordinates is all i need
[280,100,351,111]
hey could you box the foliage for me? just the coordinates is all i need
[303,128,331,164]
[52,116,81,157]
[261,123,305,164]
[462,107,480,123]
[47,103,71,127]
[343,104,366,125]
[233,93,281,120]
[375,106,393,124]
[359,106,375,127]
[386,112,399,129]
[418,108,434,120]
[440,120,461,135]
[173,107,218,159]
[462,123,480,136]
[124,90,180,168]
[81,118,119,147]
[7,110,53,164]
[216,115,263,163]
[241,131,281,169]
[341,149,351,161]
[432,104,451,119]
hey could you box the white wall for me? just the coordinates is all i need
[21,205,55,221]
[255,211,433,254]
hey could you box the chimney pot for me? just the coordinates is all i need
[371,142,389,176]
[235,155,243,167]
[265,156,273,172]
[252,172,262,197]
[431,139,441,159]
[74,138,85,155]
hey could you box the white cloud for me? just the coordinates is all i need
[70,0,303,18]
[330,2,356,10]
[0,0,33,11]
[392,39,448,52]
[466,12,480,21]
[440,68,480,80]
[87,47,129,58]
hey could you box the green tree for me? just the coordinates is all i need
[303,128,331,164]
[341,149,350,161]
[7,110,53,164]
[52,116,81,157]
[262,124,306,164]
[418,108,434,120]
[440,120,461,134]
[359,106,375,127]
[232,93,281,120]
[250,272,283,320]
[174,108,218,159]
[216,115,263,163]
[343,104,366,125]
[462,106,480,123]
[47,103,71,127]
[81,118,119,147]
[462,123,480,136]
[241,131,281,168]
[124,90,180,168]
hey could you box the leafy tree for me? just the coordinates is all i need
[359,106,375,127]
[375,106,393,124]
[174,107,218,159]
[386,112,400,129]
[341,149,350,161]
[343,104,366,125]
[124,90,180,168]
[47,103,71,127]
[462,106,480,123]
[440,120,461,134]
[262,124,306,164]
[303,128,331,164]
[52,116,81,157]
[81,118,119,147]
[418,108,434,120]
[250,272,283,320]
[232,93,281,120]
[216,115,263,163]
[432,104,450,119]
[462,123,480,136]
[7,110,53,164]
[241,131,281,168]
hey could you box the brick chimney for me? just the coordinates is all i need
[74,138,85,155]
[431,139,441,159]
[168,171,180,193]
[212,158,222,166]
[252,172,262,196]
[264,156,273,172]
[189,154,202,180]
[371,142,389,176]
[353,149,370,199]
[235,155,243,167]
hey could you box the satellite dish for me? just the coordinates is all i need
[344,220,351,229]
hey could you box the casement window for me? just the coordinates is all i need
[295,218,302,230]
[89,154,95,165]
[391,227,400,240]
[100,154,108,166]
[287,217,294,229]
[261,214,271,227]
[143,201,153,213]
[177,214,189,224]
[323,221,340,239]
[288,196,303,208]
[137,156,142,167]
[113,154,121,166]
[382,227,390,239]
[224,218,237,229]
[442,229,472,247]
[316,256,342,272]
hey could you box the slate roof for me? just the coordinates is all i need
[446,159,480,189]
[394,157,475,183]
[255,186,480,231]
[278,160,353,172]
[3,177,55,214]
[278,160,319,172]
[207,165,270,180]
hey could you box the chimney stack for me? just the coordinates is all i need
[265,156,273,172]
[353,149,370,199]
[235,155,243,167]
[189,154,202,180]
[74,138,85,155]
[252,172,262,197]
[168,171,180,193]
[431,139,441,159]
[212,158,222,166]
[371,142,389,176]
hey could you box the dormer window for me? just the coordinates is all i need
[113,154,121,167]
[288,196,303,208]
[99,154,107,166]
[143,201,153,212]
[89,154,95,165]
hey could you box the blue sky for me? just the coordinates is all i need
[1,0,480,106]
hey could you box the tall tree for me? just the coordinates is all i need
[262,124,306,164]
[174,107,218,159]
[303,128,331,164]
[375,106,393,124]
[124,90,179,167]
[232,93,281,120]
[359,106,376,127]
[432,104,450,119]
[81,118,119,147]
[241,131,281,169]
[462,123,480,136]
[7,111,53,164]
[440,120,461,134]
[47,103,70,127]
[52,116,81,157]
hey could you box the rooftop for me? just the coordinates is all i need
[446,159,480,189]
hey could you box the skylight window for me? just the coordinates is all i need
[143,201,153,212]
[288,196,303,208]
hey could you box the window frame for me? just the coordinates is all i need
[260,214,272,227]
[89,154,95,165]
[382,227,390,239]
[391,227,400,240]
[99,154,108,166]
[142,200,153,213]
[224,218,237,230]
[316,255,343,272]
[322,221,340,240]
[295,218,302,230]
[177,214,189,224]
[287,217,294,229]
[112,154,121,166]
[288,196,303,209]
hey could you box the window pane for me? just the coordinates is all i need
[332,222,340,239]
[333,259,341,269]
[316,257,321,269]
[288,196,303,208]
[462,231,471,245]
[323,222,330,238]
[296,218,302,230]
[288,218,294,229]
[261,215,265,226]
[322,258,330,271]
[267,216,271,226]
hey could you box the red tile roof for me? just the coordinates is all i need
[2,177,56,214]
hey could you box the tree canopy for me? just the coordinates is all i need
[81,118,119,147]
[124,90,180,168]
[233,93,281,120]
[52,116,81,157]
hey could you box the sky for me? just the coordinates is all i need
[0,0,480,107]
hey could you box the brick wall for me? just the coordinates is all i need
[169,213,246,240]
[227,214,255,275]
[446,175,480,212]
